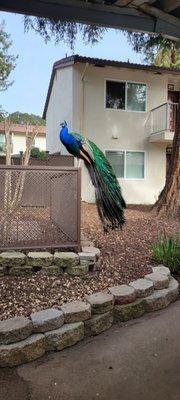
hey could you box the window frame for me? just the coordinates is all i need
[104,78,147,113]
[105,149,146,180]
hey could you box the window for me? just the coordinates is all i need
[106,80,146,111]
[106,81,125,110]
[126,151,145,179]
[105,150,145,179]
[106,151,124,178]
[0,134,5,153]
[127,83,146,111]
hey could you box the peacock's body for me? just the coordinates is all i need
[59,122,126,231]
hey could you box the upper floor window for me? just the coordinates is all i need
[106,80,146,112]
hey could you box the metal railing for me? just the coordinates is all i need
[145,102,178,135]
[0,165,81,251]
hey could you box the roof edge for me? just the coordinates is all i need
[43,54,180,119]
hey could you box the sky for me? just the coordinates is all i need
[0,12,142,117]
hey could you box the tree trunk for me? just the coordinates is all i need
[152,101,180,218]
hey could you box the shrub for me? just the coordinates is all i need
[31,147,46,158]
[151,234,180,274]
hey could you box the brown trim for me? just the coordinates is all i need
[43,54,180,119]
[0,165,78,171]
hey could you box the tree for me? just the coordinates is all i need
[125,32,180,68]
[0,111,46,125]
[2,118,40,240]
[152,102,180,218]
[24,16,106,49]
[0,21,18,92]
[24,17,180,69]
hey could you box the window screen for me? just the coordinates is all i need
[127,83,146,111]
[126,151,145,179]
[105,150,124,178]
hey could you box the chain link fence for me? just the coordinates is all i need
[0,165,81,251]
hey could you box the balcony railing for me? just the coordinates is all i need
[145,102,178,136]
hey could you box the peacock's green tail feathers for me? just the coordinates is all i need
[74,133,126,230]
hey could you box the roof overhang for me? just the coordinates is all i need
[0,0,180,40]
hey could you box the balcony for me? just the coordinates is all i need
[145,102,178,144]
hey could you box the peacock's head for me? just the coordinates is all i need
[60,120,67,128]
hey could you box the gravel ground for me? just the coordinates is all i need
[0,203,179,320]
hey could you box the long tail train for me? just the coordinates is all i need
[87,161,126,231]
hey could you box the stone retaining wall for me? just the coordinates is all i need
[0,247,101,277]
[0,265,179,367]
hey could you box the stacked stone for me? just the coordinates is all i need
[0,265,179,367]
[0,247,101,277]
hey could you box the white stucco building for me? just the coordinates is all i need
[0,123,46,156]
[44,55,179,205]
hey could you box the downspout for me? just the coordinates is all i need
[80,62,89,135]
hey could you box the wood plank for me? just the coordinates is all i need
[0,0,179,39]
[158,0,180,12]
[114,0,133,6]
[138,3,180,26]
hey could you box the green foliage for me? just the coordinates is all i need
[23,15,180,68]
[0,111,45,125]
[24,16,106,49]
[31,147,46,158]
[0,20,18,91]
[125,32,180,68]
[151,234,180,274]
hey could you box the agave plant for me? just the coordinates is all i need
[151,234,180,274]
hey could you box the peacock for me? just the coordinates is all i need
[59,121,126,231]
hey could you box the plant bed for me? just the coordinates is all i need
[0,204,179,320]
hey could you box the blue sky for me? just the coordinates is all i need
[0,11,142,117]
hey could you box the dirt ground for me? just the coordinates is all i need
[0,204,179,320]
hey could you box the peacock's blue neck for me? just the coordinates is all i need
[60,126,70,145]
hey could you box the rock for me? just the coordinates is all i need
[66,264,89,276]
[144,272,169,289]
[0,316,33,345]
[129,278,154,298]
[144,289,170,312]
[81,240,94,247]
[45,322,84,351]
[85,292,114,314]
[27,252,53,267]
[114,299,146,322]
[54,252,79,268]
[84,311,113,337]
[61,301,91,323]
[81,247,100,259]
[0,252,26,267]
[42,265,63,276]
[108,284,136,305]
[78,252,96,262]
[9,265,33,276]
[30,308,64,333]
[94,259,102,271]
[166,277,179,302]
[0,334,45,367]
[152,265,171,277]
[0,266,7,276]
